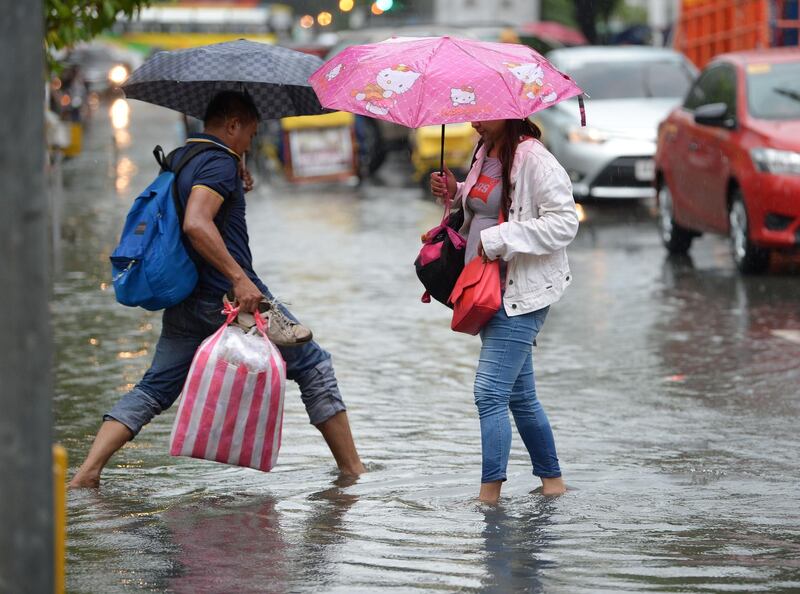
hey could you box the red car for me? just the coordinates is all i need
[655,48,800,272]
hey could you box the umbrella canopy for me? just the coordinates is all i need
[123,39,327,120]
[520,22,589,46]
[309,36,584,128]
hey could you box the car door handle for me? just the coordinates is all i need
[688,141,699,152]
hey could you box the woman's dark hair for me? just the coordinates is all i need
[496,119,542,217]
[204,91,260,127]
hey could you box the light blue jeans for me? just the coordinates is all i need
[475,306,561,483]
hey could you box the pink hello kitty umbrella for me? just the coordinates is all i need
[309,36,585,171]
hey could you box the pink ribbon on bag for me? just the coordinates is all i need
[222,300,239,324]
[222,300,270,338]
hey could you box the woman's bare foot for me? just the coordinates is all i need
[540,476,566,496]
[479,480,503,504]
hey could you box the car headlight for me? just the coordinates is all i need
[750,148,800,175]
[566,126,609,144]
[108,64,128,85]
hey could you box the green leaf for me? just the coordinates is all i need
[44,0,151,71]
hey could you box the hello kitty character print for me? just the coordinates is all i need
[450,86,476,106]
[352,64,421,116]
[325,63,344,81]
[505,62,558,103]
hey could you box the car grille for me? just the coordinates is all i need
[593,157,653,188]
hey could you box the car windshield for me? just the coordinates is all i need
[747,62,800,120]
[566,60,693,100]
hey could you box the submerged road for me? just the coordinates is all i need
[57,101,800,593]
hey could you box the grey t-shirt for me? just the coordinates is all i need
[465,157,503,263]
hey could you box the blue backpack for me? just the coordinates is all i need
[110,142,234,310]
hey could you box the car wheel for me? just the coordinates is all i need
[729,189,769,274]
[657,182,694,254]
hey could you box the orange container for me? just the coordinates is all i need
[674,0,799,68]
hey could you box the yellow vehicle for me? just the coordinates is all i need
[108,4,280,52]
[279,111,358,183]
[410,122,479,187]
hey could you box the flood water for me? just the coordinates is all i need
[57,102,800,593]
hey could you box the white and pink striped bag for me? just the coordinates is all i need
[169,302,286,472]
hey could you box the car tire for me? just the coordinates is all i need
[729,189,769,274]
[657,182,694,254]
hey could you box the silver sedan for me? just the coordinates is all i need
[533,46,697,200]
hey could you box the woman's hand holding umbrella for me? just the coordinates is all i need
[429,165,456,202]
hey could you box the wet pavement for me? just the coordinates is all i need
[57,101,800,593]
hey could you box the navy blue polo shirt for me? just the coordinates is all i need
[173,134,265,297]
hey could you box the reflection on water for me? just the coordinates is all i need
[165,496,288,594]
[481,501,555,594]
[57,103,800,593]
[115,156,137,194]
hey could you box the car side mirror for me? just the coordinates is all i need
[694,102,736,129]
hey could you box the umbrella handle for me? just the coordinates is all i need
[438,123,450,208]
[439,124,445,175]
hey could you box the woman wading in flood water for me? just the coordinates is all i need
[430,118,579,503]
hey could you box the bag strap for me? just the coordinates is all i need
[154,141,239,232]
[470,138,484,170]
[152,141,240,272]
[443,138,486,221]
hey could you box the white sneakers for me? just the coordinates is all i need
[223,294,313,347]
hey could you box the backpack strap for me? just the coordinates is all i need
[154,141,239,232]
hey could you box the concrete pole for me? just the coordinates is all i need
[0,1,54,593]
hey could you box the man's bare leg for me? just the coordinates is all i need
[316,411,365,476]
[68,420,133,489]
[69,413,363,487]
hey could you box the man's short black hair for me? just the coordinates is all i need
[203,91,260,127]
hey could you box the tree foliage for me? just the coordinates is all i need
[573,0,621,44]
[45,0,149,61]
[541,0,577,27]
[542,0,626,44]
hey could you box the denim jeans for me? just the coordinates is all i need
[474,306,561,483]
[105,288,346,436]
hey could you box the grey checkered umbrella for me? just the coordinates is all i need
[122,39,327,120]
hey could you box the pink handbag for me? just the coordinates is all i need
[449,210,505,335]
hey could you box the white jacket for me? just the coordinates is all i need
[454,138,579,316]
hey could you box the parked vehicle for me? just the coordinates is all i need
[409,122,478,187]
[532,46,696,200]
[655,48,800,273]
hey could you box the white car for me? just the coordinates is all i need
[532,46,697,200]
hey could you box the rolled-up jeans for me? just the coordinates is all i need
[105,288,346,437]
[474,305,560,483]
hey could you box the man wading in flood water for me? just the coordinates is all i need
[70,91,365,487]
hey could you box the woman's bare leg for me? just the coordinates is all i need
[479,480,503,504]
[540,476,566,496]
